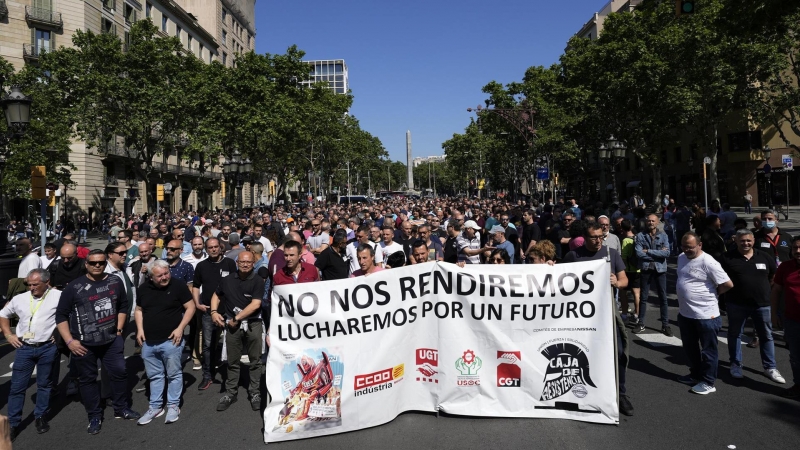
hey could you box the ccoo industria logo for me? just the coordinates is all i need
[539,343,595,401]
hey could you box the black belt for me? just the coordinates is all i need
[22,341,53,348]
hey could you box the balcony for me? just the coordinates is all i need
[25,6,63,29]
[102,143,141,159]
[22,44,48,62]
[0,1,8,20]
[166,164,180,174]
[104,175,118,186]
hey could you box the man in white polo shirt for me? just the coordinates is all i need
[457,220,491,264]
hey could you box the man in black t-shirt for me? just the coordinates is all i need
[135,260,195,425]
[315,229,350,281]
[443,221,461,264]
[192,237,237,390]
[561,223,633,417]
[210,251,264,412]
[721,229,785,384]
[520,209,541,262]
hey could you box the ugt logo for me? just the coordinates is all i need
[497,351,521,387]
[416,348,438,383]
[455,350,482,376]
[539,343,595,401]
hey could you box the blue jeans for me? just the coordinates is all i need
[639,270,669,325]
[72,336,129,420]
[784,317,800,385]
[678,314,722,385]
[142,339,185,409]
[726,303,776,370]
[80,228,87,242]
[7,342,58,427]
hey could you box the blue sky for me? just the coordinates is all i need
[255,0,603,163]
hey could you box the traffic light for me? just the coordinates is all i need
[31,166,46,199]
[676,0,695,16]
[269,180,276,196]
[48,190,56,207]
[157,184,165,201]
[478,179,485,190]
[553,173,559,186]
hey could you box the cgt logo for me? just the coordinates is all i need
[497,351,521,387]
[416,348,439,383]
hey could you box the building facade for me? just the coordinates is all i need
[301,59,348,94]
[0,0,260,224]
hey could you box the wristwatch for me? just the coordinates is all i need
[117,328,124,334]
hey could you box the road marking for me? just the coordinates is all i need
[633,332,683,347]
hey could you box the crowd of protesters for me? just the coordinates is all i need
[2,192,799,442]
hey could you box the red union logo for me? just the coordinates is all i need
[416,348,438,366]
[497,351,521,388]
[354,368,393,389]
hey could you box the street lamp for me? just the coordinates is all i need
[598,136,627,204]
[763,145,773,209]
[0,84,34,254]
[223,150,251,210]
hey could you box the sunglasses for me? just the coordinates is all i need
[112,250,128,256]
[87,261,107,267]
[167,247,183,251]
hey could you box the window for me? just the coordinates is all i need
[146,2,151,18]
[222,30,227,46]
[124,4,136,24]
[728,131,762,153]
[222,52,227,65]
[187,35,193,51]
[661,149,668,164]
[103,0,116,12]
[176,25,181,39]
[102,18,116,35]
[673,147,682,163]
[162,15,167,32]
[199,43,204,57]
[33,28,52,54]
[222,8,227,22]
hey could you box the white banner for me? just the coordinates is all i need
[264,260,617,443]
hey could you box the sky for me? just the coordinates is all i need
[254,0,605,163]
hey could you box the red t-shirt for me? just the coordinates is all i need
[273,262,320,286]
[772,259,800,322]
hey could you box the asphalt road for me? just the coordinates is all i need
[4,214,800,449]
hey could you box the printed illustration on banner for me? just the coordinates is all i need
[455,349,482,386]
[354,364,405,396]
[497,351,521,387]
[274,347,343,433]
[416,348,439,383]
[539,342,595,401]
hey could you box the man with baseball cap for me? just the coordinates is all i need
[458,220,492,264]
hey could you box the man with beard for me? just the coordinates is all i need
[561,223,632,415]
[443,221,461,264]
[193,238,237,391]
[315,230,350,281]
[182,237,208,268]
[547,211,574,261]
[520,210,541,262]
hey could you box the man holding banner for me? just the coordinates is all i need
[562,222,633,416]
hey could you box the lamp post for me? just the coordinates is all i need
[0,85,33,254]
[598,136,627,205]
[763,145,773,209]
[223,150,251,210]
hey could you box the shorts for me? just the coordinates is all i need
[625,271,640,289]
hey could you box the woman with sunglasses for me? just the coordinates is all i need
[488,248,511,265]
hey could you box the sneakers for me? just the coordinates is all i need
[192,359,202,371]
[730,365,744,379]
[250,393,261,411]
[661,325,673,337]
[198,377,213,391]
[10,427,18,442]
[137,407,164,425]
[781,384,800,399]
[35,416,50,434]
[765,368,786,384]
[627,315,639,327]
[690,382,716,395]
[678,374,698,385]
[165,405,180,424]
[217,395,237,411]
[632,323,646,334]
[87,417,102,435]
[66,378,80,396]
[619,395,634,416]
[114,408,142,420]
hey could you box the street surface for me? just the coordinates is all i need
[3,208,800,449]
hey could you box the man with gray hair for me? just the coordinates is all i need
[224,233,245,261]
[0,268,62,440]
[135,259,195,425]
[721,228,785,384]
